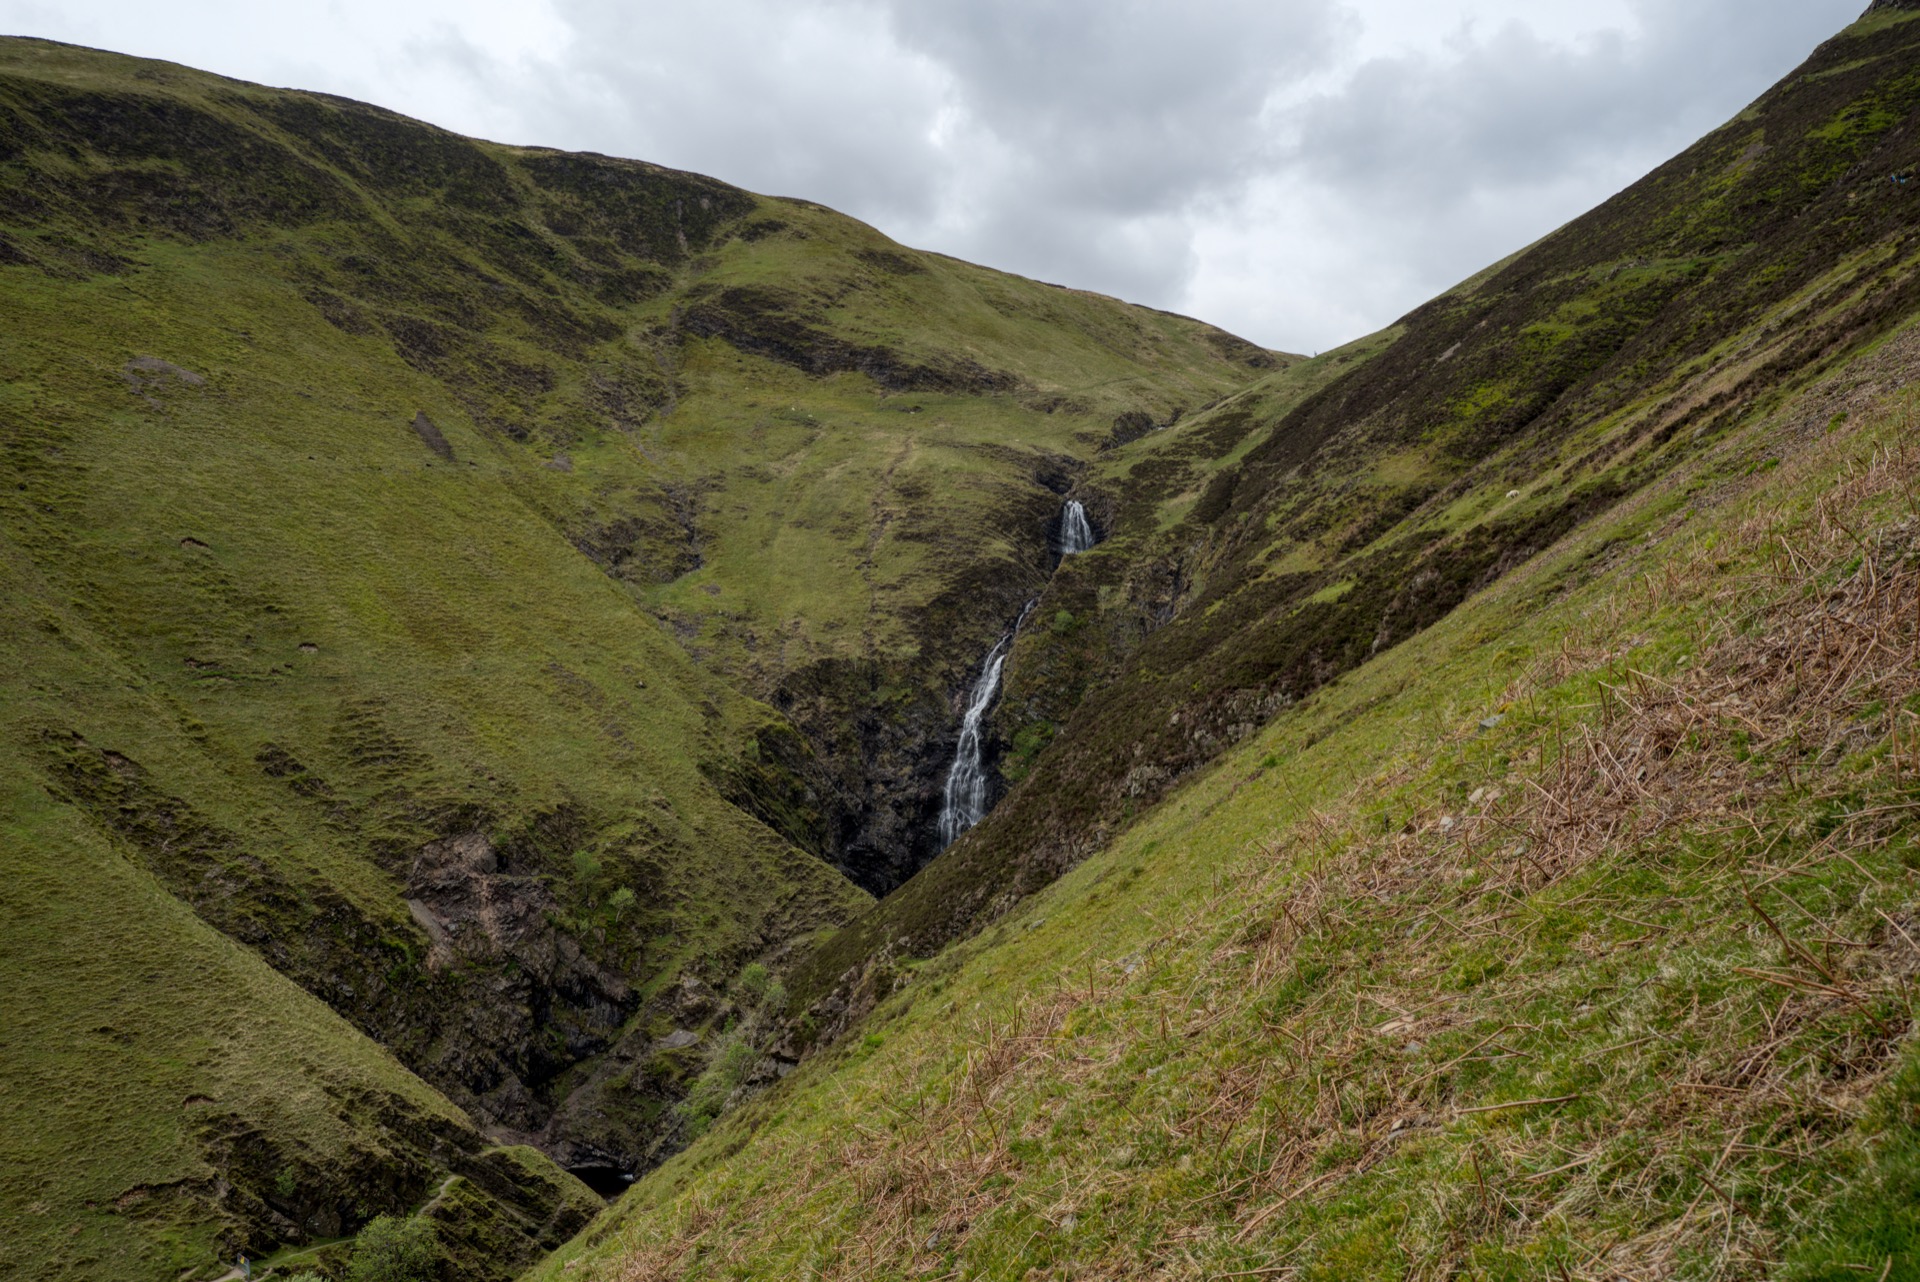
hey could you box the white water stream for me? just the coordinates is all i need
[936,635,1012,848]
[1059,499,1096,555]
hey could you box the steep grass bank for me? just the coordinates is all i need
[531,336,1920,1278]
[0,230,857,1276]
[0,760,602,1282]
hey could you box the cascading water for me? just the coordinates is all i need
[1059,499,1097,555]
[937,636,1012,848]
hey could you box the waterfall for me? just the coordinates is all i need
[928,501,1101,851]
[1059,500,1096,555]
[937,636,1012,848]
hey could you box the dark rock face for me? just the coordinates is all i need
[1869,0,1920,12]
[752,475,1069,896]
[403,832,635,1129]
[680,284,1025,395]
[537,1012,714,1178]
[768,656,956,895]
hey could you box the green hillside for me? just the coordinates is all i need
[535,351,1920,1280]
[0,755,601,1282]
[8,5,1920,1281]
[0,33,1268,1282]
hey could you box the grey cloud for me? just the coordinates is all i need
[882,0,1341,211]
[856,1,1350,308]
[501,0,1352,314]
[1288,0,1865,209]
[524,0,952,225]
[1212,0,1868,349]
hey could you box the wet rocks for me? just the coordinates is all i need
[403,832,635,1129]
[767,655,956,895]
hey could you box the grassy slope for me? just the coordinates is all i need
[794,7,1920,1008]
[531,308,1920,1282]
[0,34,1277,1281]
[0,766,450,1281]
[0,224,846,1279]
[0,747,605,1282]
[555,193,1280,690]
[1,521,606,1280]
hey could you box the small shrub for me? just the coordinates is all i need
[736,962,771,1004]
[684,1036,760,1126]
[347,1215,439,1282]
[1004,721,1058,783]
[570,849,603,887]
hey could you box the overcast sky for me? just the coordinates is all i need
[0,0,1869,352]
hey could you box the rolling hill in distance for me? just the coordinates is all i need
[5,3,1920,1279]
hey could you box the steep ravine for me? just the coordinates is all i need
[742,475,1106,895]
[35,727,848,1194]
